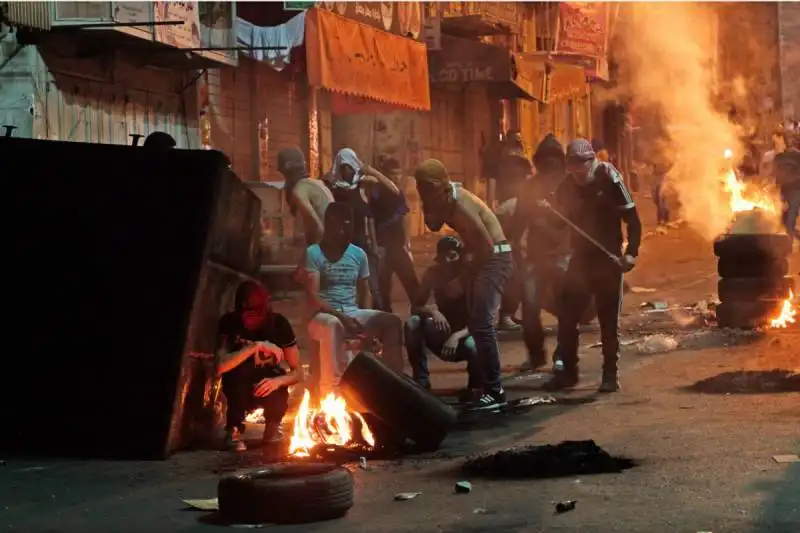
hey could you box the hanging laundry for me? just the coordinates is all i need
[236,12,306,70]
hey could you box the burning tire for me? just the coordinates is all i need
[713,233,792,259]
[716,301,784,329]
[339,353,458,451]
[217,462,354,525]
[718,277,795,302]
[717,257,789,279]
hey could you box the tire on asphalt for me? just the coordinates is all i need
[340,353,458,451]
[714,233,792,259]
[716,301,784,329]
[717,257,789,279]
[718,276,795,302]
[218,462,354,525]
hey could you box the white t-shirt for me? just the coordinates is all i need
[305,243,370,314]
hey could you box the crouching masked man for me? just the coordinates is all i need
[406,236,481,401]
[306,202,404,395]
[216,281,304,452]
[542,139,642,393]
[415,159,514,411]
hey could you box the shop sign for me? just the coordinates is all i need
[557,2,609,58]
[154,1,201,50]
[284,1,316,11]
[318,2,424,40]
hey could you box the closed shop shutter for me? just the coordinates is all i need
[421,87,465,183]
[254,63,307,182]
[39,54,195,148]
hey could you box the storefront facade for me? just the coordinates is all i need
[2,1,237,148]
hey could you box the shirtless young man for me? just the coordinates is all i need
[415,159,514,410]
[278,147,334,246]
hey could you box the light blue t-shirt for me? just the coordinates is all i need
[306,243,370,314]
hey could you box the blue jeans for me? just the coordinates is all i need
[405,313,480,389]
[783,190,800,241]
[468,251,514,392]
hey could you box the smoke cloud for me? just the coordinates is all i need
[612,3,758,239]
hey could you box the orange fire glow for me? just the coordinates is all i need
[720,149,778,215]
[770,291,797,329]
[289,390,375,457]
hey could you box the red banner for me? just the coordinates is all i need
[557,2,608,58]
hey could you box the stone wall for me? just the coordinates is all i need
[778,2,800,122]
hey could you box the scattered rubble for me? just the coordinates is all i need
[394,492,422,501]
[638,334,679,354]
[555,500,577,514]
[454,481,472,494]
[462,440,637,479]
[688,370,800,394]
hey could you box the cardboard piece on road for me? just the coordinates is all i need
[183,498,220,511]
[772,454,799,464]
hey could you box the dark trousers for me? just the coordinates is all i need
[355,241,384,310]
[221,365,289,433]
[500,248,524,317]
[783,189,800,241]
[521,256,570,364]
[377,243,420,313]
[405,313,480,389]
[557,255,624,376]
[468,251,514,392]
[653,182,670,225]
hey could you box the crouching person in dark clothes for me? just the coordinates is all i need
[216,281,304,452]
[406,236,481,400]
[543,139,642,393]
[415,159,514,411]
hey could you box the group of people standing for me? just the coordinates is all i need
[212,134,643,450]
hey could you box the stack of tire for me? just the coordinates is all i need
[715,233,794,329]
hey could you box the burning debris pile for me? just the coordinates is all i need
[713,152,796,330]
[288,390,376,459]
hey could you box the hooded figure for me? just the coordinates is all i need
[329,148,366,190]
[415,159,457,232]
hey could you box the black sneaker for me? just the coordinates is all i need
[598,374,620,393]
[465,388,507,411]
[542,372,579,391]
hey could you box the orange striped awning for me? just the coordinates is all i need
[304,7,431,111]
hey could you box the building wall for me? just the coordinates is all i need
[717,2,782,138]
[778,2,800,121]
[0,32,198,147]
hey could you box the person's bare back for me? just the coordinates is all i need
[444,187,507,258]
[292,179,334,245]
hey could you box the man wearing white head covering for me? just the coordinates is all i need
[326,148,400,309]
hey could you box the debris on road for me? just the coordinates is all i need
[454,481,472,494]
[689,370,800,394]
[394,492,422,501]
[640,301,670,311]
[555,500,577,514]
[359,457,368,470]
[590,339,637,349]
[182,498,219,511]
[638,334,679,354]
[772,454,799,464]
[462,440,637,479]
[630,286,657,294]
[473,507,494,515]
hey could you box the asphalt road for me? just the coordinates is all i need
[2,220,799,533]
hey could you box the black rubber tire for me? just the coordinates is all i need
[218,462,354,525]
[718,257,789,279]
[714,233,792,259]
[718,277,795,302]
[716,301,784,329]
[340,353,458,450]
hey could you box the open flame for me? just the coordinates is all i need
[721,150,778,215]
[770,291,797,329]
[289,390,375,458]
